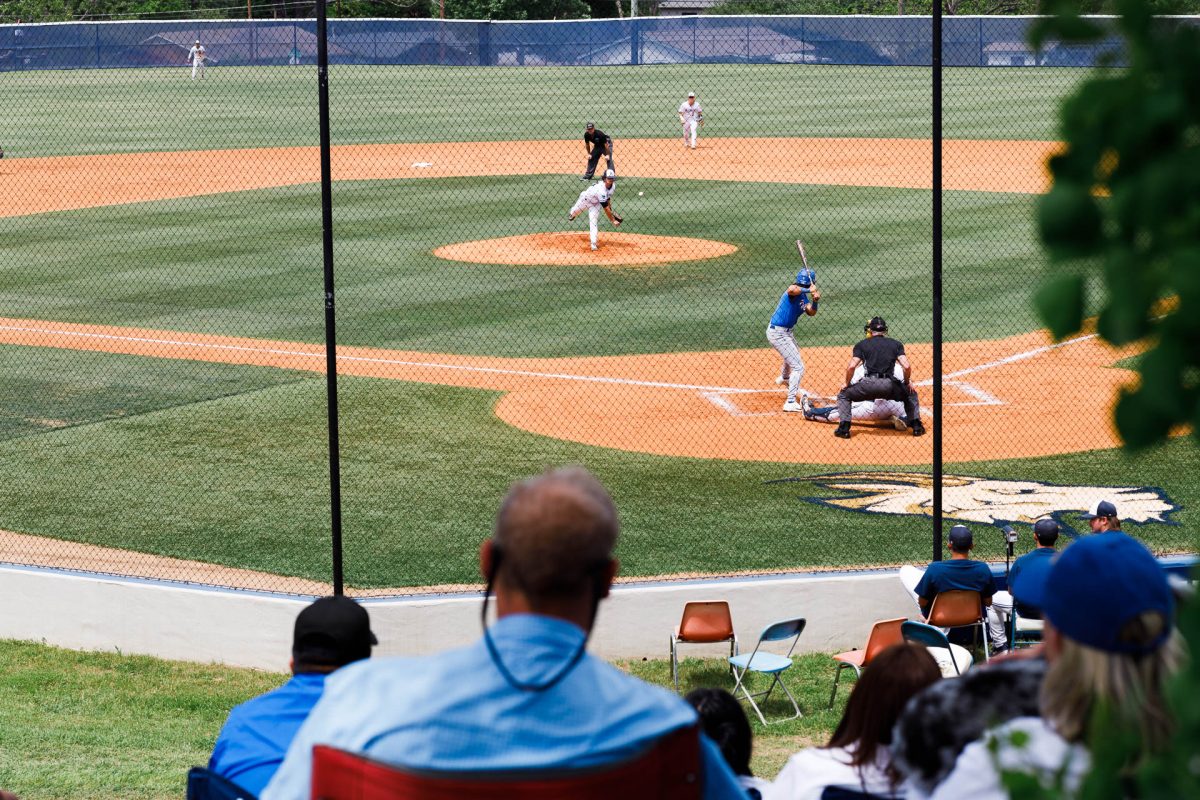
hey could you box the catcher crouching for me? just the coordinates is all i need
[833,316,925,439]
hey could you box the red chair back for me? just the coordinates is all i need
[310,724,702,800]
[861,617,907,664]
[928,590,985,628]
[677,601,735,643]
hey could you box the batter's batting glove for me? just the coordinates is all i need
[797,268,816,287]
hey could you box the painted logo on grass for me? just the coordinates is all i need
[770,472,1179,535]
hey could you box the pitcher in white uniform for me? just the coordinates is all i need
[188,39,207,80]
[678,92,703,149]
[568,169,621,251]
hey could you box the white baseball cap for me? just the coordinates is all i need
[687,91,695,97]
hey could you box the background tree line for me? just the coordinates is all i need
[5,0,1200,24]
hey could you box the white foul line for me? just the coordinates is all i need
[915,330,1099,386]
[0,323,755,394]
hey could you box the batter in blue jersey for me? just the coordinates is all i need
[766,266,819,412]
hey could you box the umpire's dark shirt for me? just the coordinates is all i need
[584,128,611,148]
[853,335,905,377]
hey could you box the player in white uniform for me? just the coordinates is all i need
[188,40,207,80]
[678,92,703,149]
[568,169,622,251]
[801,363,910,429]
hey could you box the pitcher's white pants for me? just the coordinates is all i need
[683,119,699,148]
[766,324,804,403]
[570,199,602,248]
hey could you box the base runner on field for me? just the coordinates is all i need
[766,262,819,413]
[833,316,924,439]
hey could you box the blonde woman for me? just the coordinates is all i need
[924,533,1180,799]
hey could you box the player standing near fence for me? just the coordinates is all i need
[678,92,703,150]
[568,169,622,251]
[767,241,820,413]
[188,39,207,80]
[580,123,615,181]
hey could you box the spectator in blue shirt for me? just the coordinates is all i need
[996,518,1061,625]
[208,595,376,796]
[262,467,746,800]
[913,525,996,624]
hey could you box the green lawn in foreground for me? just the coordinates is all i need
[0,347,1194,587]
[5,64,1085,158]
[0,638,841,798]
[4,177,1057,353]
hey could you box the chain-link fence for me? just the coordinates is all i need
[1,15,1194,597]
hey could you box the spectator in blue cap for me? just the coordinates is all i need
[911,525,997,630]
[1081,499,1120,532]
[987,518,1061,650]
[924,533,1180,799]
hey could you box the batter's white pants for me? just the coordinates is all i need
[570,199,602,248]
[683,119,699,148]
[192,61,205,79]
[766,324,804,402]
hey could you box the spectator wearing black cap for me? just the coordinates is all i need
[987,518,1060,652]
[581,122,615,180]
[925,533,1180,798]
[207,596,376,796]
[1081,499,1120,532]
[833,317,924,439]
[912,525,996,622]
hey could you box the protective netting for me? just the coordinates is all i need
[1,15,1194,597]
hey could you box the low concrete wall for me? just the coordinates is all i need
[0,564,918,670]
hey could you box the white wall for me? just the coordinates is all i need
[0,564,918,670]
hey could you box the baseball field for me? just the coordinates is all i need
[2,61,1196,593]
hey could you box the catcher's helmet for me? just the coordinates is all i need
[865,316,888,333]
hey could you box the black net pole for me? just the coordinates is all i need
[932,5,944,563]
[316,0,345,595]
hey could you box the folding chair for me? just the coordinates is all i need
[828,617,906,707]
[728,617,805,725]
[927,590,990,661]
[901,620,973,677]
[310,724,702,800]
[185,767,257,800]
[1009,606,1044,649]
[670,601,738,690]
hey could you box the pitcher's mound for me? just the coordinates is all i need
[433,232,737,268]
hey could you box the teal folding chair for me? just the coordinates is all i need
[901,620,973,677]
[728,617,805,725]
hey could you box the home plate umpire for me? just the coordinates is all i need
[833,316,925,439]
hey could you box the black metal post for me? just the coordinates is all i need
[932,5,944,562]
[316,0,345,595]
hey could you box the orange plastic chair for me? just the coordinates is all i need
[309,724,702,800]
[670,601,738,690]
[827,617,906,707]
[928,590,990,660]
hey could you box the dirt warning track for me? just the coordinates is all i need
[0,317,1140,465]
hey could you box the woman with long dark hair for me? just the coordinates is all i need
[766,643,941,799]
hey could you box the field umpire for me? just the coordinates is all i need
[834,317,925,439]
[581,122,615,181]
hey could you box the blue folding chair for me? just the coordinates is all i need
[186,767,257,800]
[901,620,973,677]
[728,617,805,725]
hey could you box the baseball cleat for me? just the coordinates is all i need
[782,400,803,413]
[891,415,908,431]
[911,420,927,437]
[801,395,815,420]
[834,422,851,439]
[590,244,598,251]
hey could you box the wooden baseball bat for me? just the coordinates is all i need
[795,239,810,271]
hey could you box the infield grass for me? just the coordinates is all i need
[0,345,1194,588]
[6,64,1085,158]
[0,637,841,798]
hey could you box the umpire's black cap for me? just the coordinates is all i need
[865,316,888,333]
[586,121,595,130]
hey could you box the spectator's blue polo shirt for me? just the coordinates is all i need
[209,672,328,796]
[914,559,997,608]
[1009,547,1057,616]
[769,271,812,328]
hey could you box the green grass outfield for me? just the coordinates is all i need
[0,638,842,798]
[6,64,1086,158]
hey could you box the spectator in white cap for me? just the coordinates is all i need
[924,532,1180,799]
[1081,499,1120,532]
